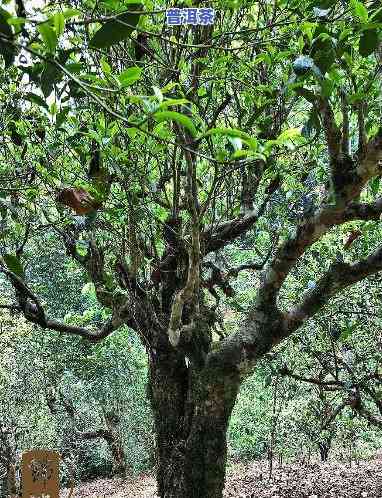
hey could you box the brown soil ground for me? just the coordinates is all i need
[61,458,382,498]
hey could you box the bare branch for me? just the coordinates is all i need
[317,96,342,161]
[16,223,31,258]
[204,190,272,253]
[279,367,342,388]
[0,264,127,342]
[258,195,382,310]
[342,198,382,221]
[357,102,367,156]
[167,128,201,347]
[73,429,113,441]
[341,91,350,156]
[207,93,232,129]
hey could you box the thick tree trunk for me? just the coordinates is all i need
[148,350,239,498]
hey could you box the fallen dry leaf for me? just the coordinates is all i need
[60,456,382,498]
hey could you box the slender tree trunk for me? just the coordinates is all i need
[318,441,330,462]
[147,350,239,498]
[107,437,126,476]
[104,412,126,477]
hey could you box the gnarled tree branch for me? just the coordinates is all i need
[0,264,131,342]
[285,245,382,335]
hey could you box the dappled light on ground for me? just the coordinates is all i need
[62,458,382,498]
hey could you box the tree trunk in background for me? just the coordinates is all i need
[107,435,126,477]
[6,462,17,498]
[147,350,240,498]
[318,441,330,462]
[103,411,126,477]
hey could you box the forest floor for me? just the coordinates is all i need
[61,457,382,498]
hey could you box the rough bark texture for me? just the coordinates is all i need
[148,347,240,498]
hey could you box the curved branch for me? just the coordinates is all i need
[203,190,273,253]
[258,186,382,310]
[317,96,342,161]
[0,265,128,342]
[285,245,382,334]
[208,199,382,376]
[44,315,124,341]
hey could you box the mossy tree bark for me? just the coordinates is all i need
[148,348,240,498]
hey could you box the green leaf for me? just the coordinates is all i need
[24,92,49,110]
[158,98,190,110]
[7,17,27,26]
[314,48,335,74]
[101,57,112,75]
[56,107,69,128]
[126,127,138,138]
[53,12,65,37]
[153,111,197,137]
[3,254,24,278]
[369,176,380,196]
[38,22,58,53]
[118,66,142,87]
[320,78,334,98]
[339,322,357,342]
[63,9,81,19]
[359,28,379,56]
[350,0,368,22]
[339,28,353,42]
[0,9,12,38]
[76,240,89,258]
[89,6,142,49]
[371,7,382,21]
[311,34,336,74]
[230,150,266,161]
[65,62,83,73]
[277,128,301,142]
[0,9,15,66]
[201,127,257,150]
